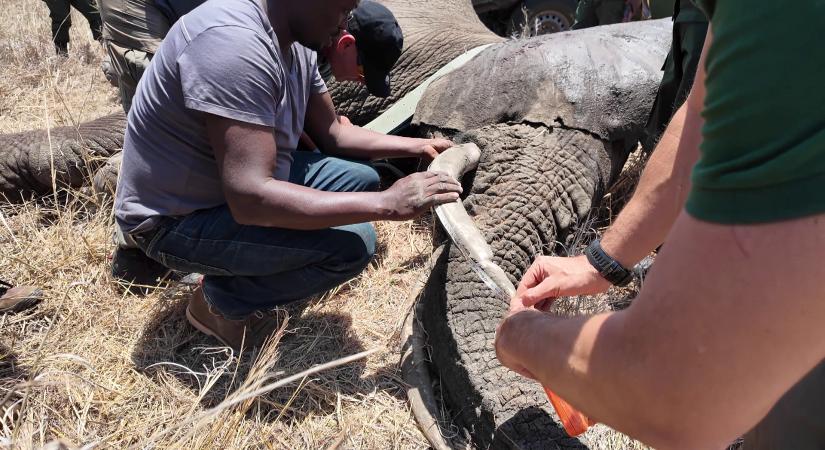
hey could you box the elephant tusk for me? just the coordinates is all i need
[403,144,523,449]
[400,245,454,450]
[429,143,517,298]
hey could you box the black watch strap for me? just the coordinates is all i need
[585,239,634,287]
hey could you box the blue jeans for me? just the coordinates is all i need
[133,152,379,319]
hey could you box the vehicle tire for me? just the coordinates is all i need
[508,0,577,36]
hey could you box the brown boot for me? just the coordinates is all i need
[185,287,279,352]
[0,281,43,314]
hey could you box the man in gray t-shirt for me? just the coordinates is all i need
[113,0,462,351]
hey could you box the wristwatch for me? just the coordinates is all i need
[584,239,634,287]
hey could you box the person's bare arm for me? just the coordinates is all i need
[600,69,702,268]
[516,31,709,306]
[497,211,825,449]
[497,26,825,448]
[206,114,461,229]
[303,91,450,160]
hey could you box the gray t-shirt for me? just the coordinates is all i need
[115,0,327,232]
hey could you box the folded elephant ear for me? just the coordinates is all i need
[413,19,672,144]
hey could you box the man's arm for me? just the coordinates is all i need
[496,28,825,448]
[303,91,451,160]
[600,70,702,268]
[497,212,825,449]
[515,31,709,306]
[206,114,461,229]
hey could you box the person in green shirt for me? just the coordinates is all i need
[494,1,825,448]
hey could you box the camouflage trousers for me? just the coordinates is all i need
[104,41,151,113]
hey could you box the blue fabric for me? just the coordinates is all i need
[134,151,380,319]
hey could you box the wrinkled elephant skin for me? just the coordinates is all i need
[0,113,126,201]
[413,19,671,449]
[0,7,672,448]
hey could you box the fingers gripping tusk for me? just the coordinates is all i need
[429,143,517,298]
[428,142,481,180]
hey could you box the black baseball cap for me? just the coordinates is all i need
[347,1,403,97]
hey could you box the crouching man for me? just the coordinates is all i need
[114,0,462,350]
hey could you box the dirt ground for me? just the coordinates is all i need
[0,1,649,449]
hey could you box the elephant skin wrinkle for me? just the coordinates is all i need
[423,124,612,449]
[413,19,672,449]
[414,18,672,143]
[0,112,126,201]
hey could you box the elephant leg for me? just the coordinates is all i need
[93,152,121,198]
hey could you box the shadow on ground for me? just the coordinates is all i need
[129,285,404,424]
[0,341,29,433]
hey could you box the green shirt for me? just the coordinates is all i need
[674,0,706,23]
[686,0,825,224]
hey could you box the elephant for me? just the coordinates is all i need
[406,18,672,450]
[0,0,503,201]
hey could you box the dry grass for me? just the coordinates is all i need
[0,194,434,449]
[0,0,120,135]
[0,1,650,449]
[0,4,432,448]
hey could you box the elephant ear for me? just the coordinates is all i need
[414,19,672,143]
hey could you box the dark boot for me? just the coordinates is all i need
[111,247,172,295]
[55,41,69,57]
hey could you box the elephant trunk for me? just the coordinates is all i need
[420,123,620,449]
[0,112,126,201]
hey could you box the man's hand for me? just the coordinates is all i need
[497,254,609,380]
[416,138,453,160]
[305,92,456,160]
[495,308,545,380]
[514,255,610,312]
[379,171,462,220]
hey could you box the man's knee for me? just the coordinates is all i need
[351,162,380,192]
[330,222,376,276]
[326,158,380,192]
